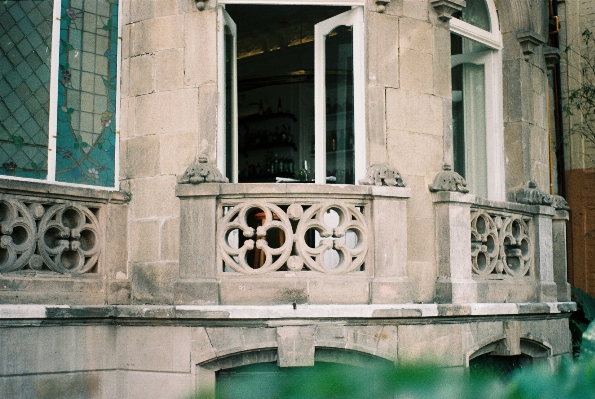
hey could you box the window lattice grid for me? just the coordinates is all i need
[55,0,118,187]
[0,1,54,179]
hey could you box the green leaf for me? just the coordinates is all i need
[581,321,595,358]
[574,287,595,322]
[66,114,72,122]
[68,108,75,114]
[81,142,89,148]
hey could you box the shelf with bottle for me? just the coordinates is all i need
[241,124,297,153]
[238,152,297,183]
[238,98,297,124]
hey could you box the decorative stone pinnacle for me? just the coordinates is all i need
[516,181,553,206]
[179,156,229,185]
[551,195,570,211]
[429,163,469,193]
[375,0,391,13]
[358,163,405,187]
[431,0,466,21]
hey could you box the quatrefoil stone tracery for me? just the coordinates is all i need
[470,210,532,278]
[294,203,367,274]
[37,203,101,274]
[0,199,37,272]
[219,202,294,274]
[219,201,368,274]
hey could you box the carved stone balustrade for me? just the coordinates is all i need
[0,179,129,304]
[175,183,412,305]
[433,191,562,304]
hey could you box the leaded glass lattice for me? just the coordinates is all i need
[0,1,53,179]
[56,0,118,186]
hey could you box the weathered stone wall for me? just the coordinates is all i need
[559,0,595,295]
[0,305,573,399]
[120,1,208,304]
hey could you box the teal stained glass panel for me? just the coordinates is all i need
[0,1,53,179]
[56,0,118,187]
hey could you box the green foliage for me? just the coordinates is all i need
[563,28,595,155]
[187,321,595,399]
[188,356,595,399]
[570,287,595,357]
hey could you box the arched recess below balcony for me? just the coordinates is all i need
[195,347,394,397]
[466,336,552,379]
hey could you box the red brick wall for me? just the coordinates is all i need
[566,168,595,294]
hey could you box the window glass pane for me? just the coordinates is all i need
[226,5,350,184]
[0,1,53,179]
[454,0,491,32]
[451,33,488,198]
[55,0,118,186]
[325,25,354,185]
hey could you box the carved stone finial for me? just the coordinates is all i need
[516,30,546,60]
[359,163,405,187]
[516,181,553,206]
[429,163,469,193]
[551,195,570,211]
[195,0,205,11]
[375,0,391,13]
[179,156,229,184]
[431,0,466,21]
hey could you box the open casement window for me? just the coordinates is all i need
[0,0,120,188]
[450,0,504,201]
[217,3,364,185]
[218,6,238,183]
[314,7,364,184]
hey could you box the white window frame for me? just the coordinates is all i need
[1,0,122,191]
[217,0,366,185]
[450,0,504,201]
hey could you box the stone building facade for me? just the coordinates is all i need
[557,0,595,296]
[0,0,575,397]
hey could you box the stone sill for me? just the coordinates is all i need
[0,178,128,204]
[176,182,412,200]
[0,302,576,321]
[432,191,555,216]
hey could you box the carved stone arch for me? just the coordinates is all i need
[465,335,507,366]
[494,0,532,33]
[195,346,394,395]
[519,338,552,359]
[494,0,548,59]
[465,335,552,366]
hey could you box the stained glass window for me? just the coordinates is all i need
[0,0,119,187]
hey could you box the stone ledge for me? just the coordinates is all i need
[176,182,412,200]
[0,302,576,320]
[0,179,128,204]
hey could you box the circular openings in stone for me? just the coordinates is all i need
[79,229,96,252]
[0,202,10,224]
[0,248,8,269]
[60,250,81,271]
[61,208,82,229]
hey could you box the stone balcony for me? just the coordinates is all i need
[433,191,571,304]
[174,182,413,305]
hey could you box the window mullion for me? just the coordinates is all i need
[47,0,62,182]
[314,22,326,184]
[352,7,365,185]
